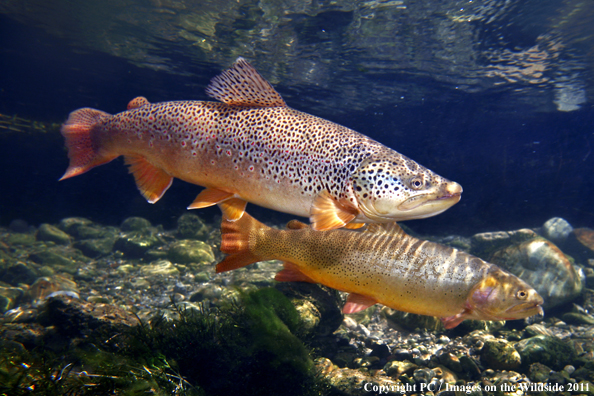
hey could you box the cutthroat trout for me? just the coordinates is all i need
[60,57,462,230]
[217,213,544,328]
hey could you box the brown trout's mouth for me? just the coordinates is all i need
[398,181,463,212]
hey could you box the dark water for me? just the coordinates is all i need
[1,0,593,236]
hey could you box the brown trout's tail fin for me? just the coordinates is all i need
[59,108,116,180]
[216,212,269,273]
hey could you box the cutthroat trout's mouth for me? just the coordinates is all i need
[503,302,544,319]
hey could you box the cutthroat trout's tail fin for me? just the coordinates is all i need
[216,212,269,273]
[59,108,116,180]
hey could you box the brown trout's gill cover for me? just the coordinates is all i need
[60,58,462,230]
[217,213,544,329]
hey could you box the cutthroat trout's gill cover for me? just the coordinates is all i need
[60,58,462,230]
[217,213,544,329]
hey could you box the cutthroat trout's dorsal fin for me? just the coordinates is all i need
[310,191,359,231]
[127,96,150,110]
[124,156,173,203]
[365,222,405,236]
[206,57,286,107]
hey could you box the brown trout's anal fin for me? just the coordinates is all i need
[275,262,316,283]
[127,96,150,110]
[124,156,173,203]
[205,57,286,107]
[188,188,235,209]
[343,293,378,314]
[59,108,116,180]
[344,222,366,230]
[217,212,268,273]
[218,198,247,222]
[311,191,359,231]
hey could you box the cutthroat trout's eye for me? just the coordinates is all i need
[408,175,424,190]
[516,290,528,300]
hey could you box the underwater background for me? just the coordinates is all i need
[1,1,594,395]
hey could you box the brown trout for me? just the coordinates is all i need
[60,58,462,230]
[217,213,544,329]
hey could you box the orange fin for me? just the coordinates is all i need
[127,96,150,110]
[344,222,366,230]
[124,156,173,203]
[218,198,247,221]
[59,108,117,180]
[216,212,269,273]
[206,57,286,107]
[440,310,469,329]
[310,191,359,231]
[188,188,235,209]
[343,293,378,314]
[286,220,310,230]
[275,262,316,283]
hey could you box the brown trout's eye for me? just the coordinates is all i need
[516,290,528,300]
[409,176,424,190]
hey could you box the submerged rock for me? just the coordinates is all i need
[566,227,594,263]
[480,338,521,370]
[514,334,576,371]
[120,217,152,232]
[27,274,78,302]
[168,240,214,265]
[542,217,573,247]
[36,223,71,245]
[470,228,537,258]
[489,237,584,309]
[0,285,24,313]
[176,213,210,241]
[114,229,164,258]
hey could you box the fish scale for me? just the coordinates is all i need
[60,57,462,230]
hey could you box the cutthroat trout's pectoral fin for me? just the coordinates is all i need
[311,191,359,231]
[275,262,316,283]
[440,309,471,329]
[206,57,286,107]
[343,293,378,314]
[124,156,173,204]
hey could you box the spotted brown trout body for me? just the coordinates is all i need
[217,213,543,328]
[60,58,462,230]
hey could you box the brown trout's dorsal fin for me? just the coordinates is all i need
[124,156,173,203]
[218,198,247,222]
[286,220,310,230]
[127,96,150,110]
[365,222,405,235]
[343,293,377,314]
[275,262,316,283]
[310,191,359,231]
[205,57,286,107]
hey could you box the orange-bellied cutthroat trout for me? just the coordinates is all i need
[217,213,544,329]
[60,58,462,230]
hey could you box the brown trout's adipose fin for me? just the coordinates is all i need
[206,57,286,108]
[275,262,316,283]
[343,293,378,314]
[127,96,150,110]
[59,108,117,181]
[124,156,174,204]
[311,191,360,231]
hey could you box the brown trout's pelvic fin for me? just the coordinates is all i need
[127,96,150,110]
[344,222,366,229]
[59,108,116,181]
[274,262,316,283]
[343,293,378,314]
[218,198,247,221]
[217,212,267,273]
[189,188,247,220]
[124,156,173,204]
[311,191,359,231]
[206,57,286,108]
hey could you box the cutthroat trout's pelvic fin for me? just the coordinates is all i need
[206,57,286,107]
[60,108,117,180]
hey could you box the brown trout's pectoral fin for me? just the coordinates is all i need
[311,191,359,231]
[124,156,173,204]
[440,309,470,329]
[206,57,286,107]
[286,220,310,230]
[275,262,316,283]
[188,188,235,209]
[218,198,247,221]
[127,96,150,110]
[343,293,378,314]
